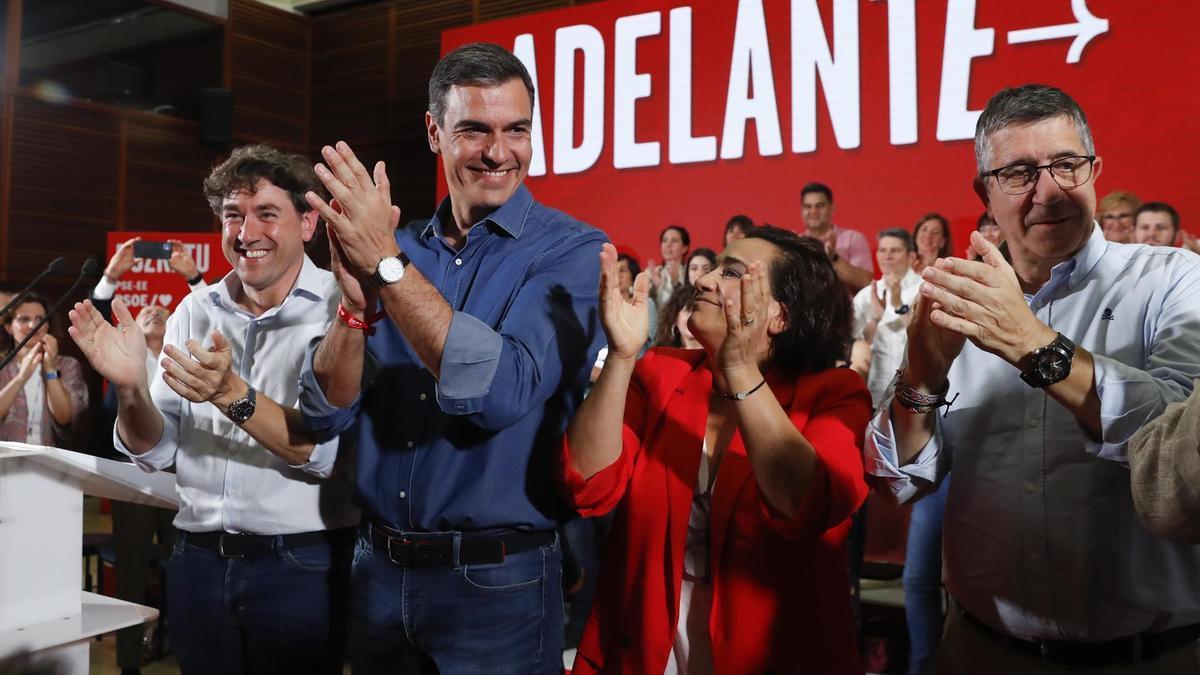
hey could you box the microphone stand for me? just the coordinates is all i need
[0,259,99,372]
[0,257,66,318]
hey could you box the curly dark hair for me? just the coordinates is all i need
[202,144,324,216]
[654,284,698,348]
[745,225,851,376]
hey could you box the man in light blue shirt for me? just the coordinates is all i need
[865,84,1200,673]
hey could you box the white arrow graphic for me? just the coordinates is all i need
[1007,0,1109,64]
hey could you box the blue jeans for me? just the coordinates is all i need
[903,477,950,675]
[166,531,351,675]
[350,529,564,675]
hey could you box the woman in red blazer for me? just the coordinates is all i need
[561,226,871,675]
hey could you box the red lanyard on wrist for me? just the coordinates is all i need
[337,304,386,336]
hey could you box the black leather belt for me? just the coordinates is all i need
[957,604,1200,667]
[182,528,352,559]
[369,522,555,567]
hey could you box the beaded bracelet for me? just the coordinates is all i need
[893,370,954,414]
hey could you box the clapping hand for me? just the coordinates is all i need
[598,243,650,360]
[159,330,245,410]
[917,231,1055,367]
[715,260,771,377]
[305,142,402,278]
[68,298,148,391]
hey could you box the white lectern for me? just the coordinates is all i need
[0,441,177,673]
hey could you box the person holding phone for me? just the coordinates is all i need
[92,237,208,309]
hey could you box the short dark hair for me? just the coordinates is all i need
[688,248,717,268]
[1137,202,1181,231]
[913,212,951,258]
[660,225,691,250]
[746,225,851,376]
[428,42,535,124]
[617,252,641,278]
[877,228,915,253]
[976,211,997,230]
[655,284,698,348]
[975,84,1093,174]
[724,214,755,235]
[203,144,323,216]
[800,182,834,204]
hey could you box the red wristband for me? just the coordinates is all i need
[338,303,380,336]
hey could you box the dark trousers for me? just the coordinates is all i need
[166,531,351,675]
[349,530,563,675]
[112,501,176,670]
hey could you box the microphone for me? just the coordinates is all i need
[0,259,100,372]
[0,256,66,318]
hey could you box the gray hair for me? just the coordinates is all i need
[428,42,535,124]
[974,84,1094,174]
[877,228,915,252]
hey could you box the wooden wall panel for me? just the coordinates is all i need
[124,117,220,232]
[7,96,120,278]
[477,0,571,22]
[311,2,391,148]
[228,0,311,151]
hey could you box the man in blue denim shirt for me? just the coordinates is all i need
[299,43,605,673]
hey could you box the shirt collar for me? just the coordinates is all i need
[1029,221,1102,305]
[421,184,534,240]
[207,254,323,317]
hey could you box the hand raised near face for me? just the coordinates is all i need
[715,261,771,377]
[305,142,402,277]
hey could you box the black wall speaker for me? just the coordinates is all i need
[199,88,233,147]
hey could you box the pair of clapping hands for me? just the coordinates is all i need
[904,231,1057,387]
[70,142,397,409]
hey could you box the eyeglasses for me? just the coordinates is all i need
[982,155,1096,195]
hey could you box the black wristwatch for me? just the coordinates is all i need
[896,304,911,315]
[369,252,410,288]
[227,386,257,425]
[1019,333,1075,388]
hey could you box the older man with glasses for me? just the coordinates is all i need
[864,84,1200,674]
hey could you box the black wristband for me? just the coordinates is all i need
[187,273,204,286]
[721,378,767,401]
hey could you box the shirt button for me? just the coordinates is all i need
[419,393,427,401]
[406,441,415,449]
[398,491,407,499]
[455,258,463,266]
[1029,552,1042,562]
[1025,482,1037,494]
[1027,417,1040,428]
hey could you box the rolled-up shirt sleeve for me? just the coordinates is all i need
[436,230,605,430]
[1128,384,1200,542]
[298,335,362,443]
[863,396,947,504]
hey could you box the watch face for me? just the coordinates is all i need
[377,256,405,284]
[228,398,255,424]
[1036,349,1070,383]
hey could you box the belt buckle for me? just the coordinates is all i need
[218,534,245,559]
[386,536,412,565]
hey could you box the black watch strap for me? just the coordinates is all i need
[1019,332,1075,388]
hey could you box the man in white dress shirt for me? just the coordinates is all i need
[864,84,1200,673]
[851,228,921,407]
[69,145,357,675]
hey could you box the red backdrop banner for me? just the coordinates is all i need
[104,232,230,313]
[440,0,1199,263]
